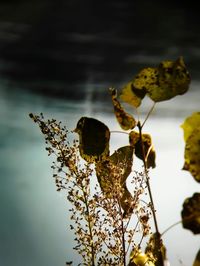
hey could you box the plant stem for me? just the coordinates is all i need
[117,197,126,266]
[110,131,129,135]
[161,220,182,236]
[137,121,159,234]
[121,218,126,266]
[138,121,165,266]
[141,102,156,128]
[80,181,95,266]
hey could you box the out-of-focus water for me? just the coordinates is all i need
[0,79,199,266]
[1,0,200,97]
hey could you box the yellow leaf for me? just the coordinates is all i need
[183,128,200,182]
[120,80,146,108]
[181,112,200,142]
[133,67,159,98]
[120,57,190,107]
[181,112,200,182]
[110,88,137,130]
[147,57,190,102]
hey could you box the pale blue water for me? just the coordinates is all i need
[0,80,199,266]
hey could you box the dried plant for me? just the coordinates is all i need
[29,113,156,265]
[30,57,200,265]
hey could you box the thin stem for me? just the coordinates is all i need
[138,121,165,266]
[74,157,95,266]
[81,183,95,266]
[121,218,126,266]
[141,102,156,128]
[161,220,182,236]
[162,214,198,237]
[110,130,129,135]
[138,234,145,248]
[126,220,140,256]
[138,122,159,234]
[137,121,159,234]
[117,197,126,266]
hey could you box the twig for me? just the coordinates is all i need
[141,102,156,128]
[161,220,182,236]
[137,121,159,234]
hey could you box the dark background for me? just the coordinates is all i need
[0,0,200,100]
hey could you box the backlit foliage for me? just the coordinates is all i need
[29,113,155,265]
[74,117,110,163]
[110,87,137,130]
[181,193,200,234]
[181,112,200,182]
[120,57,190,107]
[180,113,200,263]
[129,131,156,169]
[30,57,200,265]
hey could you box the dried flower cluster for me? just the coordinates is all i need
[29,113,157,265]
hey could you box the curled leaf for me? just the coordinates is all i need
[129,131,156,168]
[181,192,200,234]
[110,87,137,130]
[74,117,110,162]
[120,80,146,108]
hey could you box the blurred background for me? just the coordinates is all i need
[0,0,199,265]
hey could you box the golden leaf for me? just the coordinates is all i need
[120,80,146,108]
[110,88,137,130]
[181,112,200,141]
[147,57,190,102]
[183,128,200,182]
[181,112,200,182]
[120,57,190,107]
